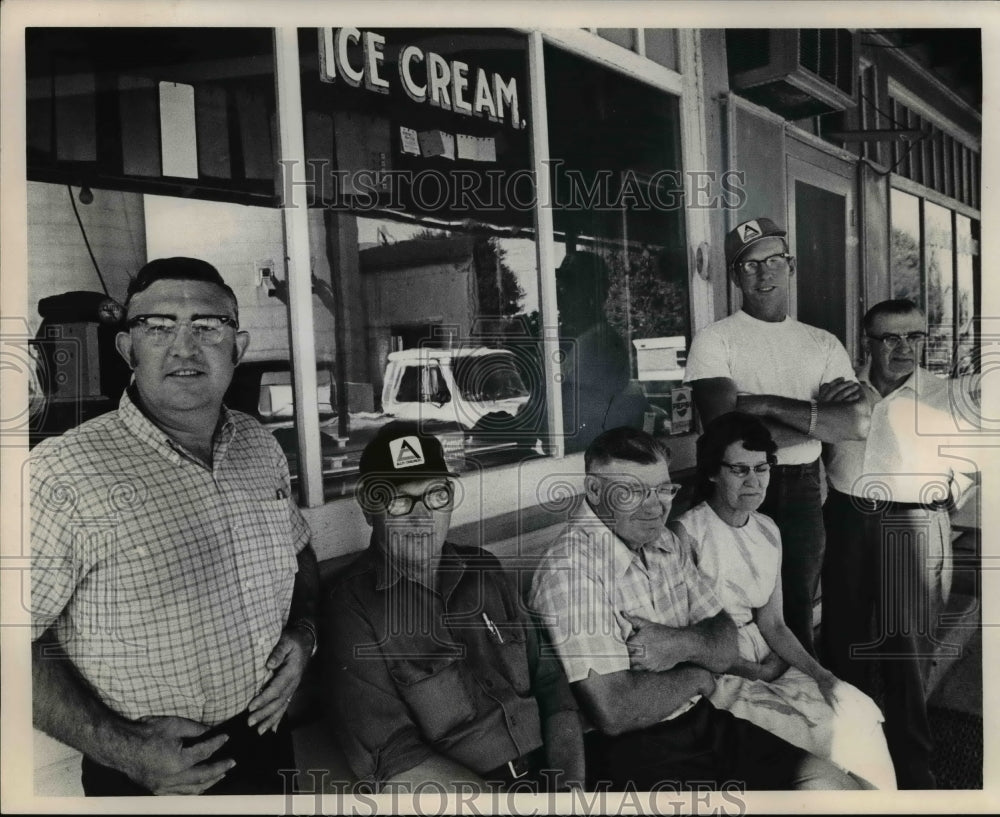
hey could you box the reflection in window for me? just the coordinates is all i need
[297,215,545,494]
[955,215,977,375]
[545,44,689,452]
[925,201,954,376]
[890,187,980,378]
[890,188,921,304]
[453,352,529,401]
[280,28,546,493]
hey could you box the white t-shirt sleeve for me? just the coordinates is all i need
[820,334,859,386]
[684,326,731,383]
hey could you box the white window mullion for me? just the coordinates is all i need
[677,29,714,332]
[273,28,324,507]
[527,31,564,458]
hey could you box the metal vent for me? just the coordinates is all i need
[726,29,857,118]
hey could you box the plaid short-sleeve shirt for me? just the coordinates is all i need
[30,389,310,726]
[528,503,723,687]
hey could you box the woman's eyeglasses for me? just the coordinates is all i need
[720,461,772,478]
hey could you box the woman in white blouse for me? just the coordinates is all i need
[674,411,896,790]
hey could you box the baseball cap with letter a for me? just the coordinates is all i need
[358,421,457,486]
[724,217,787,271]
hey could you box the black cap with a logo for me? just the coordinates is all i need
[358,421,458,486]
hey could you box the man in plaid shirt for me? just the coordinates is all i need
[30,258,319,795]
[528,427,860,790]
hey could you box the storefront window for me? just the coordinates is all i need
[25,26,697,494]
[544,44,689,453]
[890,187,979,378]
[890,188,921,304]
[27,28,277,202]
[291,29,541,494]
[25,28,280,448]
[925,201,954,376]
[955,215,977,374]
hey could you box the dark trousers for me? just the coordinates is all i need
[821,488,952,789]
[758,459,825,655]
[81,712,295,796]
[584,699,849,791]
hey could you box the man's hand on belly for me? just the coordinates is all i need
[247,626,311,734]
[119,715,234,795]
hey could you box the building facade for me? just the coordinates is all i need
[23,25,981,558]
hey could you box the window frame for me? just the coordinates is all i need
[888,181,980,378]
[276,27,706,505]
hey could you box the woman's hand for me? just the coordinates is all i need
[727,652,786,682]
[757,651,789,682]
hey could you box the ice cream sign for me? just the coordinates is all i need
[319,28,525,130]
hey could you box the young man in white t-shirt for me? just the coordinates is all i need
[683,217,871,656]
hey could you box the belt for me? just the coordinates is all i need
[485,753,534,783]
[850,495,952,514]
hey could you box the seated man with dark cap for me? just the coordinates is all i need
[324,421,584,792]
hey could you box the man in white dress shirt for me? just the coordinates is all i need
[822,298,978,789]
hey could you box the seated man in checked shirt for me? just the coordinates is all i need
[31,258,320,796]
[529,427,861,791]
[323,421,584,792]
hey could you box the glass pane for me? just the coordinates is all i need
[26,28,276,199]
[889,188,921,304]
[308,217,543,496]
[643,29,678,71]
[294,29,541,495]
[545,44,689,454]
[924,201,954,376]
[596,29,637,52]
[954,215,977,375]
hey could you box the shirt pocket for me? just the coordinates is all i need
[389,656,477,741]
[491,620,532,696]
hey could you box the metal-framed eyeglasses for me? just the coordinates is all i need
[719,461,773,478]
[866,332,928,350]
[594,475,681,509]
[127,314,239,346]
[384,481,455,517]
[736,253,793,277]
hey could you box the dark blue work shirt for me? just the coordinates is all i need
[324,541,576,785]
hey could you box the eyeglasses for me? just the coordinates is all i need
[385,481,455,517]
[595,475,681,509]
[866,332,928,350]
[720,461,772,478]
[127,315,239,346]
[737,253,792,277]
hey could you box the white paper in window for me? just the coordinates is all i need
[159,81,198,179]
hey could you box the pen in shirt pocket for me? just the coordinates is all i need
[482,612,504,644]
